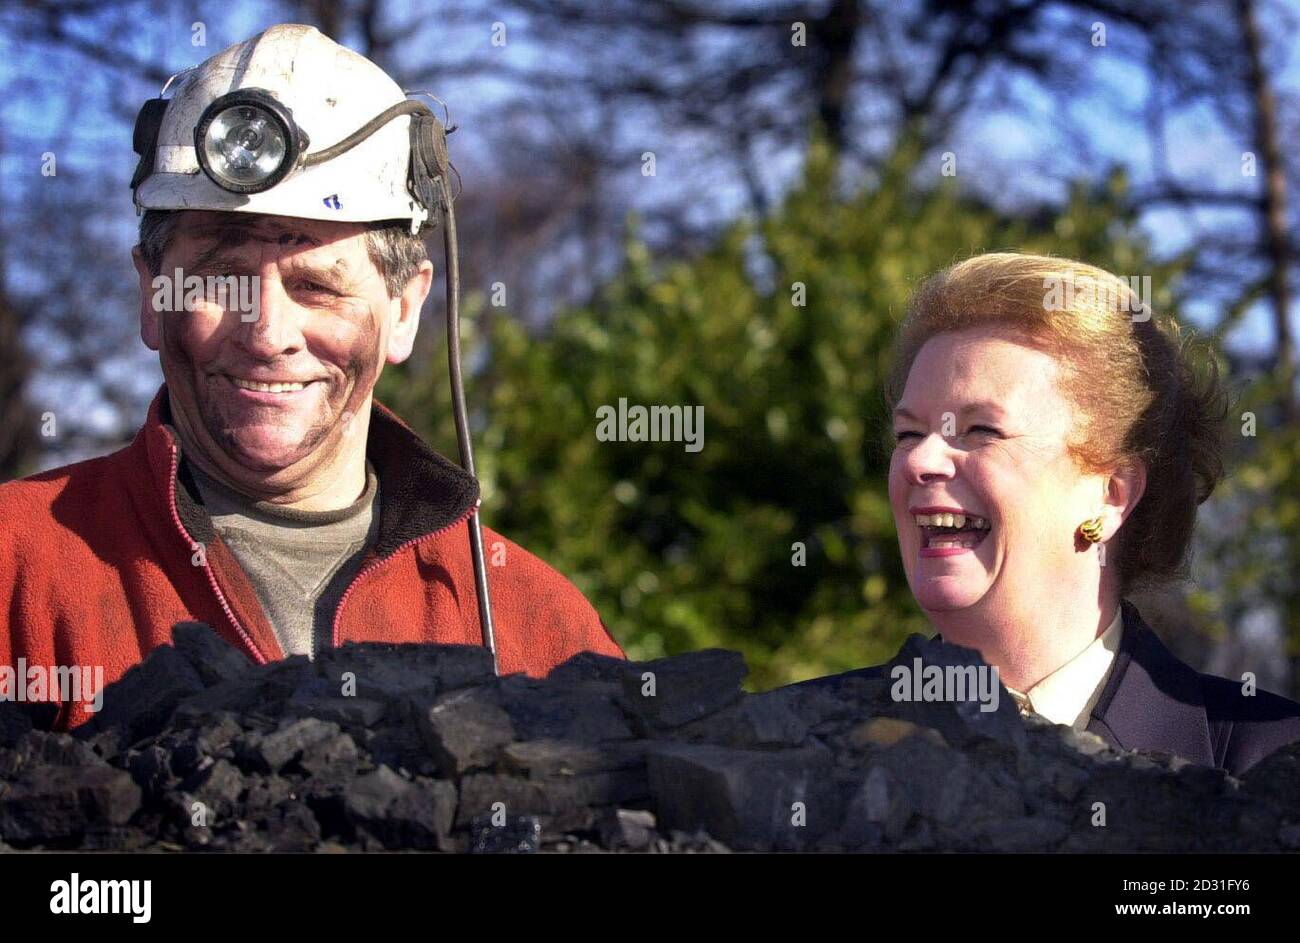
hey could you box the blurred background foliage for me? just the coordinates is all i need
[380,139,1196,689]
[3,0,1299,694]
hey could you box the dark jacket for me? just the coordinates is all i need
[797,600,1300,777]
[1082,600,1300,776]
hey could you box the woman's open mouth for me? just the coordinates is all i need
[914,511,991,556]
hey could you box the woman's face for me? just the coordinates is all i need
[888,327,1104,618]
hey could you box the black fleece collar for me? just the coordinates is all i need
[159,387,479,559]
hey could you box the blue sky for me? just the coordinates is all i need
[1,0,1296,459]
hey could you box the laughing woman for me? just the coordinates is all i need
[826,253,1300,776]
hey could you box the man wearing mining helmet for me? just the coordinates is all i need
[0,24,623,729]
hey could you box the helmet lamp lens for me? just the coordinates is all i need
[195,92,300,193]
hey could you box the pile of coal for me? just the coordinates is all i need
[1,624,1297,853]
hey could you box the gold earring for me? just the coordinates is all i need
[1079,516,1104,543]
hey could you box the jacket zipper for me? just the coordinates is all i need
[164,443,267,665]
[166,441,480,660]
[330,502,479,649]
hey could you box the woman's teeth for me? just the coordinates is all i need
[231,377,308,393]
[928,533,983,549]
[913,512,990,529]
[913,511,992,550]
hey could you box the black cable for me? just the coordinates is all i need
[298,97,497,665]
[440,175,498,671]
[303,99,430,166]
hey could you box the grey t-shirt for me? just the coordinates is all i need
[189,461,381,658]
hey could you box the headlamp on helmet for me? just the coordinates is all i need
[194,89,309,194]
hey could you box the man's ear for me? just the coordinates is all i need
[385,259,433,364]
[132,246,161,351]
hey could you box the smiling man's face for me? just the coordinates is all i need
[134,210,429,502]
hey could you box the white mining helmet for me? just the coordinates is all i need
[130,23,498,664]
[131,23,446,234]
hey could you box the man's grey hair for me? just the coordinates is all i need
[136,209,429,298]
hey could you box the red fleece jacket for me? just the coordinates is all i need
[0,386,623,730]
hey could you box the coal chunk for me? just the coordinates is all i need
[421,687,516,776]
[171,621,254,687]
[499,739,650,777]
[599,808,657,850]
[0,763,141,846]
[881,634,1027,751]
[76,644,205,746]
[619,649,747,730]
[344,765,456,850]
[499,676,635,742]
[314,642,496,707]
[246,718,357,776]
[646,741,837,850]
[0,701,33,746]
[547,650,629,684]
[673,686,810,748]
[286,688,387,728]
[457,770,646,832]
[174,656,314,725]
